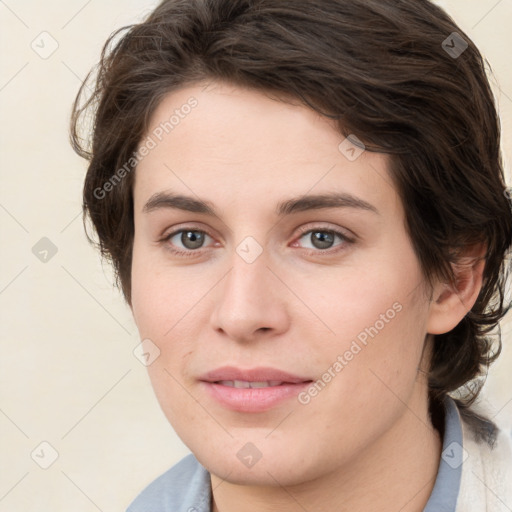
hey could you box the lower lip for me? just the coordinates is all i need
[201,381,312,413]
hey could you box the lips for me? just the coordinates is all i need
[199,366,313,413]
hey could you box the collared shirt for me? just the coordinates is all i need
[127,397,511,511]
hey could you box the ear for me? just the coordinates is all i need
[426,243,487,335]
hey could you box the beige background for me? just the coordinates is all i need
[0,1,511,510]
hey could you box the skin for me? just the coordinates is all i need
[130,81,485,512]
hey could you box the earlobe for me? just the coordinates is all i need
[426,243,487,335]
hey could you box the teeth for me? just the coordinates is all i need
[232,380,250,388]
[217,380,284,388]
[249,381,275,388]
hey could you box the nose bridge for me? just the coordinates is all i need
[228,245,269,299]
[210,237,289,340]
[223,241,274,311]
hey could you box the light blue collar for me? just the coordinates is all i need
[423,396,463,511]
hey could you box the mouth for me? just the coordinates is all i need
[199,366,313,413]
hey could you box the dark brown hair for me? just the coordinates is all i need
[70,0,512,431]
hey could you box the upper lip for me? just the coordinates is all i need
[199,366,312,384]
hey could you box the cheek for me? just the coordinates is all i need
[130,240,204,339]
[130,243,212,394]
[308,240,429,399]
[321,254,422,349]
[290,275,428,465]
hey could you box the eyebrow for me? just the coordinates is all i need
[142,191,379,216]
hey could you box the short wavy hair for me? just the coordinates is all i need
[70,0,512,432]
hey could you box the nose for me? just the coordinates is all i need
[209,245,291,343]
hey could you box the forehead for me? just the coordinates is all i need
[133,82,400,218]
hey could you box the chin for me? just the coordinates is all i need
[192,436,325,488]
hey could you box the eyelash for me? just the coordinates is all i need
[159,225,355,258]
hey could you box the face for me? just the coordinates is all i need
[131,81,435,486]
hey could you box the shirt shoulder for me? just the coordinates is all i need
[126,453,212,512]
[457,412,512,511]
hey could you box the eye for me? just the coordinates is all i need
[163,228,215,255]
[294,227,354,253]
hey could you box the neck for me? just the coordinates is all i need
[210,394,442,512]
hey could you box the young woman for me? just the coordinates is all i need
[70,1,512,510]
